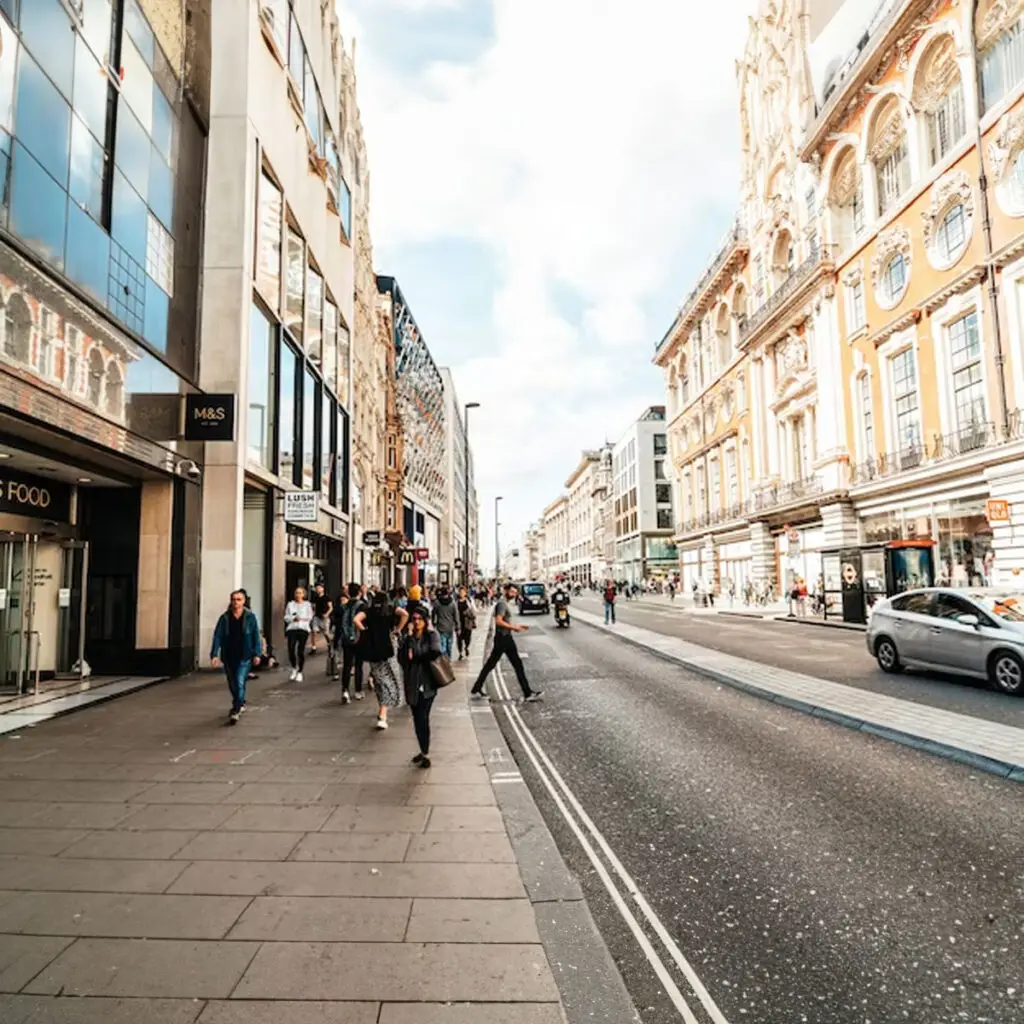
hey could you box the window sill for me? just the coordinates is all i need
[259,12,286,69]
[847,324,869,343]
[286,75,304,121]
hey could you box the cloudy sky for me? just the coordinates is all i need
[335,0,753,568]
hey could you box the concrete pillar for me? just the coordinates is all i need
[751,520,775,583]
[136,481,174,649]
[820,501,861,548]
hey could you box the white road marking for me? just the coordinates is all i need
[495,665,732,1024]
[170,749,197,763]
[18,748,57,762]
[230,750,260,765]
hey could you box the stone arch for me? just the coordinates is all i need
[87,347,105,407]
[104,359,124,419]
[3,292,32,364]
[911,27,967,166]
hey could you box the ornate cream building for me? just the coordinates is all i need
[657,0,1024,610]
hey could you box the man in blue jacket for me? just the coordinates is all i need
[210,590,261,724]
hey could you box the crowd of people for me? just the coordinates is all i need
[209,579,540,769]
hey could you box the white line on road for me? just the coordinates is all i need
[494,666,729,1024]
[230,750,261,765]
[169,749,196,763]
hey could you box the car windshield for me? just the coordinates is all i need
[523,584,545,595]
[974,594,1024,622]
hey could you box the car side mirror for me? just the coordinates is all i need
[956,613,980,628]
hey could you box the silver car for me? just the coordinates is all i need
[867,588,1024,695]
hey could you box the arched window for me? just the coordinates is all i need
[829,148,864,248]
[4,293,32,364]
[869,96,910,216]
[87,348,105,407]
[913,35,966,166]
[680,355,690,407]
[935,203,967,262]
[882,252,908,304]
[978,0,1024,110]
[715,304,731,368]
[771,229,795,285]
[104,361,124,418]
[732,283,748,336]
[37,309,55,378]
[65,326,81,395]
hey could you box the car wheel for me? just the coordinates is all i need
[989,650,1024,695]
[875,636,902,674]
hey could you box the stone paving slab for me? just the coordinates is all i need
[172,830,303,861]
[226,896,411,942]
[287,831,412,862]
[24,937,259,998]
[0,828,87,856]
[0,935,73,991]
[233,942,560,1002]
[117,804,238,831]
[574,607,1024,776]
[0,892,250,939]
[0,994,206,1024]
[220,805,333,832]
[378,1006,565,1024]
[427,805,506,832]
[60,829,196,860]
[406,898,541,943]
[405,831,516,863]
[0,857,187,894]
[196,1001,378,1024]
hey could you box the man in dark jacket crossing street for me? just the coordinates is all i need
[210,590,262,724]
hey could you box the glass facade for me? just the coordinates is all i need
[248,302,275,468]
[0,0,204,383]
[278,336,298,484]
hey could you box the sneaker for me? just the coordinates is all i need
[524,691,544,702]
[228,711,240,725]
[295,672,303,683]
[354,692,364,701]
[238,704,247,715]
[418,756,431,769]
[375,718,388,730]
[341,691,351,705]
[289,668,297,681]
[411,752,425,764]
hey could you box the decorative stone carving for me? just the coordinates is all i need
[775,330,808,388]
[912,34,962,113]
[830,150,861,206]
[841,261,864,288]
[988,108,1024,182]
[921,170,974,248]
[868,98,907,163]
[870,224,913,293]
[704,403,718,435]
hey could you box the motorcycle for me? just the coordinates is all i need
[554,604,570,628]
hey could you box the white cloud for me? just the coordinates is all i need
[337,0,753,564]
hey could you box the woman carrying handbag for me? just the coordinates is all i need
[399,605,448,768]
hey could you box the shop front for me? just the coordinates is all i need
[718,537,752,594]
[775,523,825,594]
[679,544,703,594]
[644,536,678,580]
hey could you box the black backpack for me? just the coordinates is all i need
[340,600,363,646]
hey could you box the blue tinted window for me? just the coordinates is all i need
[80,0,114,65]
[0,16,16,133]
[65,199,110,305]
[0,0,17,30]
[9,142,66,269]
[148,147,172,228]
[114,102,149,199]
[123,0,154,66]
[125,350,180,395]
[15,49,71,185]
[248,303,275,468]
[107,239,145,335]
[339,177,351,240]
[279,339,298,482]
[151,87,173,163]
[68,116,105,219]
[21,0,74,99]
[0,130,10,226]
[302,368,317,490]
[73,36,110,142]
[111,169,147,265]
[143,273,168,351]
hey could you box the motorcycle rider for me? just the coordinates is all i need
[552,582,571,625]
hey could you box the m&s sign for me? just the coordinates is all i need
[184,394,236,441]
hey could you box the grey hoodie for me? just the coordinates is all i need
[432,594,461,635]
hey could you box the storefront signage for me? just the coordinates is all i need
[397,548,416,566]
[0,470,71,522]
[183,393,236,442]
[58,588,71,608]
[415,547,430,561]
[454,558,463,569]
[362,530,381,547]
[370,550,384,566]
[986,499,1011,523]
[284,491,319,523]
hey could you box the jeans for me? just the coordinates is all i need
[439,632,454,658]
[411,693,435,754]
[458,629,473,655]
[473,633,531,698]
[286,629,307,671]
[223,660,251,713]
[604,601,616,624]
[341,644,363,693]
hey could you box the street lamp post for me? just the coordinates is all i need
[494,496,503,580]
[464,402,479,586]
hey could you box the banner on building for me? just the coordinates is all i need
[284,491,319,523]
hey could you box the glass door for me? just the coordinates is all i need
[0,535,38,694]
[56,541,89,679]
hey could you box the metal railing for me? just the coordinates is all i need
[673,477,823,538]
[739,243,832,343]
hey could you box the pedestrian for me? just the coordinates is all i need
[727,577,736,607]
[284,585,314,681]
[603,578,617,625]
[336,582,367,704]
[355,590,408,730]
[432,584,460,658]
[309,582,332,655]
[400,604,443,768]
[456,585,476,659]
[210,589,261,724]
[797,577,808,617]
[471,584,543,702]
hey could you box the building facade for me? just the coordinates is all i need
[200,0,356,658]
[0,0,211,684]
[565,451,601,584]
[591,444,615,581]
[612,407,676,583]
[658,0,1024,602]
[541,495,569,580]
[440,368,479,584]
[377,275,445,584]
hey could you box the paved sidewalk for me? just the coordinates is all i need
[575,607,1024,780]
[0,628,577,1023]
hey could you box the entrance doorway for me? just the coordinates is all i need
[0,534,89,694]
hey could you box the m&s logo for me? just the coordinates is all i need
[194,406,226,421]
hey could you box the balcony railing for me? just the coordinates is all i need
[739,243,832,344]
[673,478,822,537]
[851,420,1006,485]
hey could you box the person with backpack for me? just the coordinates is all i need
[432,584,460,658]
[603,579,617,625]
[354,591,408,730]
[456,585,476,659]
[335,582,367,704]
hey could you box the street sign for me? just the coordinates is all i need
[986,498,1010,523]
[183,393,236,441]
[363,530,381,547]
[415,547,430,561]
[284,491,319,523]
[397,549,416,566]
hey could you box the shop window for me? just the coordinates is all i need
[278,336,299,483]
[10,142,67,270]
[890,348,920,453]
[285,228,304,346]
[306,264,323,367]
[248,302,276,469]
[256,171,283,312]
[301,367,317,491]
[22,0,74,100]
[948,311,986,436]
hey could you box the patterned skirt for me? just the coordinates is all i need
[369,657,403,708]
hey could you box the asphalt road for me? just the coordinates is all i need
[570,593,1024,729]
[491,613,1024,1024]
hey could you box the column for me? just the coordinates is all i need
[750,520,775,583]
[750,355,765,480]
[820,501,860,548]
[136,481,174,650]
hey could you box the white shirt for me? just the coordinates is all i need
[284,600,314,632]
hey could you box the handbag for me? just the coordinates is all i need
[428,654,457,688]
